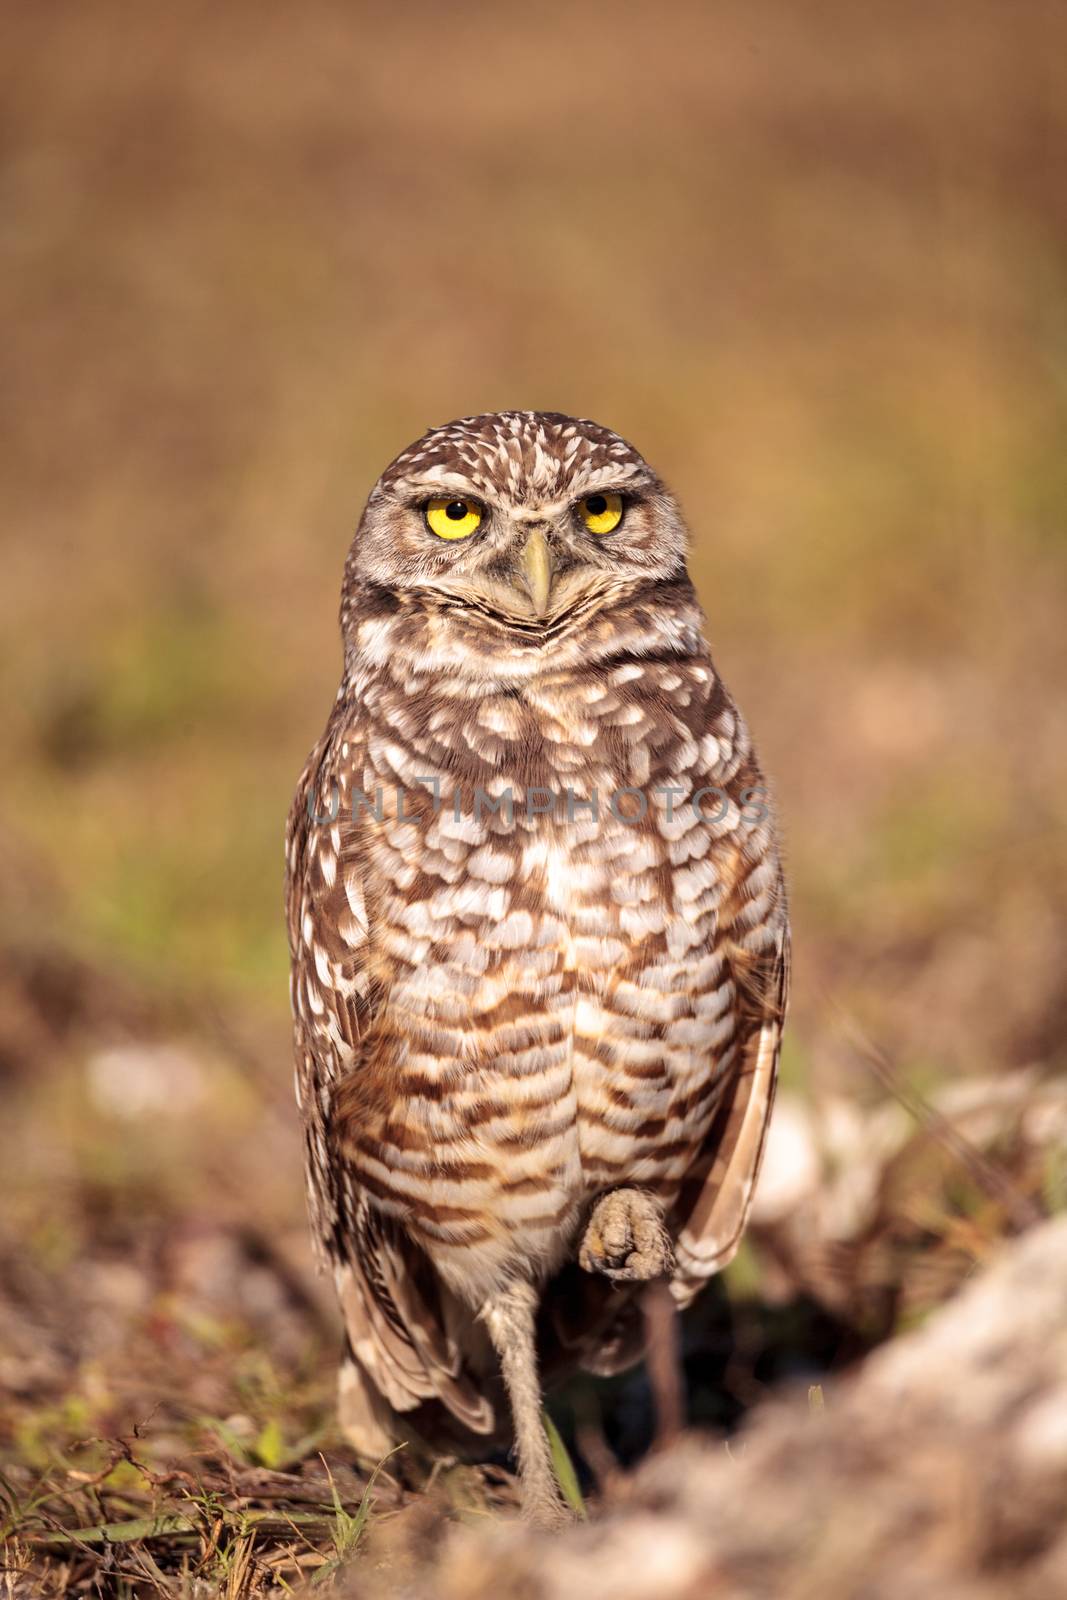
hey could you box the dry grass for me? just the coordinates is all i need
[2,2,1067,1594]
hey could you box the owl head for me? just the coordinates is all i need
[342,412,690,640]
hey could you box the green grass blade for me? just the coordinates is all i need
[543,1412,586,1519]
[30,1514,198,1546]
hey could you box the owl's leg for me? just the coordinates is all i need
[483,1279,568,1528]
[337,1348,401,1462]
[579,1187,676,1281]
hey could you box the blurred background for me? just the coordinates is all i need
[2,0,1066,1585]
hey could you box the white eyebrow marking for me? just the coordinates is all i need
[509,501,571,522]
[409,466,471,488]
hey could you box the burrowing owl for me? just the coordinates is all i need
[285,411,788,1523]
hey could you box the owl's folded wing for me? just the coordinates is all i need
[285,748,494,1448]
[671,870,790,1307]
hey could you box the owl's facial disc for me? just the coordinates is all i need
[347,414,691,640]
[364,481,680,627]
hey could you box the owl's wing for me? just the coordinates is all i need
[286,744,494,1449]
[671,864,790,1307]
[542,779,790,1375]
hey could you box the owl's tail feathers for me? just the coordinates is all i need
[333,1235,495,1443]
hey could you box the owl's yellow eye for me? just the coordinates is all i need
[578,491,624,535]
[425,497,483,540]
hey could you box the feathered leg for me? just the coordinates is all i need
[483,1279,568,1527]
[337,1347,400,1461]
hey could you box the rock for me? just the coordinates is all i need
[353,1216,1067,1600]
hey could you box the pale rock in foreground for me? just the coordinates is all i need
[356,1215,1067,1600]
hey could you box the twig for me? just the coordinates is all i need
[844,1018,1042,1232]
[642,1280,685,1448]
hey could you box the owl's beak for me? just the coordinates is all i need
[519,528,554,617]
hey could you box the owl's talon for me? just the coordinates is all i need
[579,1188,675,1281]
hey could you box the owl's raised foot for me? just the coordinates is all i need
[579,1188,676,1282]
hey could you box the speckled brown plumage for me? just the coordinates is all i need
[285,411,789,1520]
